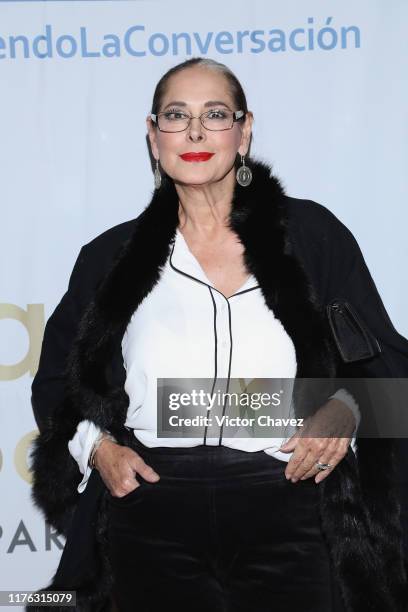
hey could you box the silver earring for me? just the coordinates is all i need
[154,159,162,189]
[236,155,252,187]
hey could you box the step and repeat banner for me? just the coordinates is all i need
[1,0,407,605]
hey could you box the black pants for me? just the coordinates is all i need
[107,437,345,612]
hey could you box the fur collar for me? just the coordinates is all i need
[63,158,338,437]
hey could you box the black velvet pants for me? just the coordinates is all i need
[107,437,345,612]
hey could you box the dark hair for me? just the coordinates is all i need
[150,57,249,116]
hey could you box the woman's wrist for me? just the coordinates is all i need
[88,432,117,469]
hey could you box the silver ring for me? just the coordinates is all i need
[316,461,332,471]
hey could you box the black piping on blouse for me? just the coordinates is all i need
[169,240,260,445]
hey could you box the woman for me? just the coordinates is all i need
[30,58,408,612]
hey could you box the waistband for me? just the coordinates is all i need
[121,429,291,486]
[128,431,266,457]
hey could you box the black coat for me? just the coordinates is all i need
[30,160,408,611]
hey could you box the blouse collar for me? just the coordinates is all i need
[169,227,260,297]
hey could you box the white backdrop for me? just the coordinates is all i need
[1,0,407,606]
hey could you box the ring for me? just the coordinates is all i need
[316,461,332,471]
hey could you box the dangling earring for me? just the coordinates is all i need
[154,159,162,189]
[236,155,252,187]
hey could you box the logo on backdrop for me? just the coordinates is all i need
[0,520,64,554]
[0,17,361,60]
[0,431,65,554]
[0,304,44,380]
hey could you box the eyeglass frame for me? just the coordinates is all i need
[150,109,246,132]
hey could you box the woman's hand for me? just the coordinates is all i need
[93,439,160,497]
[278,398,357,484]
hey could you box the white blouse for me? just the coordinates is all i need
[68,228,360,492]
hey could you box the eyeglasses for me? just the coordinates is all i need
[150,109,245,133]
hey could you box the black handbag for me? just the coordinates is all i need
[326,298,382,363]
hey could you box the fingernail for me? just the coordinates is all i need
[286,473,291,480]
[291,478,297,483]
[151,473,160,481]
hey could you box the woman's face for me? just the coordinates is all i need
[147,66,253,187]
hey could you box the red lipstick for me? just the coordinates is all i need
[179,152,214,162]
